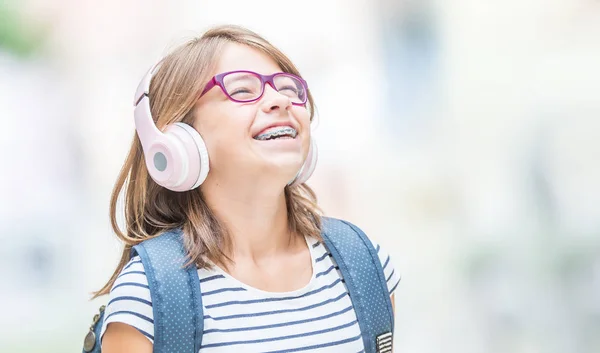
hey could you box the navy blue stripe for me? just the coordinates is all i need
[315,265,338,278]
[203,305,354,334]
[312,241,320,248]
[382,255,390,271]
[116,270,145,279]
[107,296,152,307]
[204,291,348,321]
[105,310,154,324]
[264,333,362,353]
[112,282,149,291]
[315,252,331,263]
[205,278,343,309]
[386,269,395,283]
[136,328,154,341]
[390,277,401,294]
[123,259,142,271]
[200,274,225,283]
[201,320,358,348]
[376,244,380,253]
[203,287,247,296]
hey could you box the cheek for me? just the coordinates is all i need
[294,107,311,136]
[294,107,311,141]
[193,106,255,153]
[294,109,311,157]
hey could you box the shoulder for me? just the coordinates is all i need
[320,216,374,247]
[100,255,155,344]
[133,228,185,254]
[131,228,188,271]
[321,216,401,296]
[320,216,368,239]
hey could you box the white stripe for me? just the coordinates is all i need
[103,312,154,342]
[110,283,151,302]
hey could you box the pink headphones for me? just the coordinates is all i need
[133,64,318,192]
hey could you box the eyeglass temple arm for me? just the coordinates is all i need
[200,77,218,98]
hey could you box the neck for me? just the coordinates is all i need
[200,173,296,263]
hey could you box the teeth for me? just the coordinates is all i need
[254,126,298,141]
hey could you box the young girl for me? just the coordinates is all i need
[95,25,400,352]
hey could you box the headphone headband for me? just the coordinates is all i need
[134,64,161,106]
[133,65,163,149]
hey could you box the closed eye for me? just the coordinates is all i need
[278,85,299,96]
[230,88,253,96]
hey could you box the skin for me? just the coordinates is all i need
[103,43,396,352]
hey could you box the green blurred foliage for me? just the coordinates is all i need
[0,2,46,58]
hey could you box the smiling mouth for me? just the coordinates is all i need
[253,126,298,141]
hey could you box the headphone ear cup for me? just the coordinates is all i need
[162,122,210,191]
[290,137,318,187]
[172,122,210,190]
[143,129,188,191]
[133,65,210,192]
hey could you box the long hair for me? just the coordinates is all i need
[93,25,322,298]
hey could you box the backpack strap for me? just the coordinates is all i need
[132,229,203,353]
[320,217,395,353]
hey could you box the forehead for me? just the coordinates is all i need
[213,42,282,76]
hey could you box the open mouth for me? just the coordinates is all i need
[253,126,298,141]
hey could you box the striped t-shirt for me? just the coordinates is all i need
[100,235,400,352]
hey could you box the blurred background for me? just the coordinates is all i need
[1,0,599,352]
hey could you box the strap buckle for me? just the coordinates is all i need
[376,331,393,353]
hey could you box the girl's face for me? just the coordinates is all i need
[192,43,311,184]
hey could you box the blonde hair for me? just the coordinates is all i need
[94,25,322,298]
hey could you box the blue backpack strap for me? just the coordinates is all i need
[132,229,203,353]
[320,217,395,353]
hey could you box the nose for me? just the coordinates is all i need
[260,83,292,113]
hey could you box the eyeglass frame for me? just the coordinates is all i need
[199,70,309,106]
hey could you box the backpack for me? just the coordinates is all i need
[82,217,395,353]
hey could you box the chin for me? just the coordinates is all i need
[252,153,301,177]
[265,156,304,171]
[248,136,308,174]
